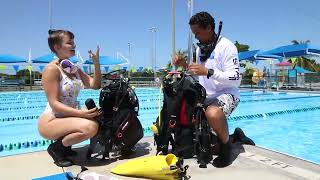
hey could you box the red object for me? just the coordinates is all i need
[179,98,188,126]
[111,74,120,79]
[169,119,176,128]
[275,61,292,66]
[168,70,181,75]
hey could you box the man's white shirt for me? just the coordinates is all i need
[196,36,241,99]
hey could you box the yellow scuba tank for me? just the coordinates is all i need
[150,84,163,135]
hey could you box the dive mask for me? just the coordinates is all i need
[60,59,78,74]
[197,42,215,62]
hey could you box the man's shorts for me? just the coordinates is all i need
[204,93,240,119]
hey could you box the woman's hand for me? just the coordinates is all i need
[188,63,208,76]
[88,46,100,65]
[78,107,102,119]
[85,46,102,89]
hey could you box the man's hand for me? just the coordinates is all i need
[172,54,188,68]
[188,63,208,76]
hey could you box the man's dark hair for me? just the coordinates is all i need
[48,29,74,53]
[189,11,215,31]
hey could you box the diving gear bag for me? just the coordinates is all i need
[152,72,216,168]
[97,70,143,155]
[112,108,143,152]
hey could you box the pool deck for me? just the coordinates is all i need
[1,137,319,180]
[1,88,320,179]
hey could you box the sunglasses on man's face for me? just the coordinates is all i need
[48,29,64,35]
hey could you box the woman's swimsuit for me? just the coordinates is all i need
[43,65,84,116]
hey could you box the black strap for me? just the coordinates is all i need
[115,111,134,139]
[112,85,121,112]
[214,21,223,48]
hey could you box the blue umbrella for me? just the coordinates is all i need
[32,53,79,63]
[257,44,320,58]
[239,50,260,61]
[84,56,128,65]
[254,53,283,60]
[0,54,27,63]
[239,50,282,61]
[308,46,320,55]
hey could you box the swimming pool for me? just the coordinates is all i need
[0,89,319,164]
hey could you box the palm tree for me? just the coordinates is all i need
[234,41,250,52]
[289,40,320,72]
[291,40,310,45]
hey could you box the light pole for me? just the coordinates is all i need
[172,0,175,61]
[149,27,157,82]
[128,42,131,77]
[187,0,194,64]
[49,0,53,29]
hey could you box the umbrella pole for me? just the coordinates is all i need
[29,70,32,90]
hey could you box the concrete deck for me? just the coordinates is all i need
[1,137,319,180]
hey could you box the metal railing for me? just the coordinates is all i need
[240,74,320,91]
[2,74,320,92]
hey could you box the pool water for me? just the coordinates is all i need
[0,89,319,164]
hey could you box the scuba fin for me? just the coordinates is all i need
[232,127,255,146]
[111,154,188,180]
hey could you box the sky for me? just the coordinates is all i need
[0,0,320,72]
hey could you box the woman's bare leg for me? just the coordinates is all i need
[38,112,98,146]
